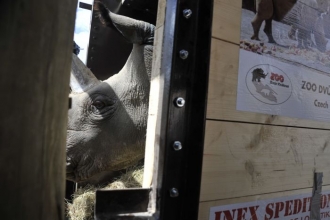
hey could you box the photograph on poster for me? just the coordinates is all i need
[241,0,330,73]
[237,0,330,122]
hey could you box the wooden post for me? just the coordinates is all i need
[0,1,77,219]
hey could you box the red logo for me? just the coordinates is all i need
[270,73,284,82]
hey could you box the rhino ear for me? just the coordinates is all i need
[94,1,154,45]
[70,54,100,93]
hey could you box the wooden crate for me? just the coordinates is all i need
[199,0,330,219]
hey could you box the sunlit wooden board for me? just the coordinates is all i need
[200,120,330,202]
[212,0,241,44]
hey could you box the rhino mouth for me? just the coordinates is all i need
[66,157,79,181]
[66,161,98,182]
[66,147,108,182]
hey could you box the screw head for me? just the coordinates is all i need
[179,50,189,60]
[183,9,192,19]
[170,188,179,197]
[173,141,182,151]
[175,97,185,107]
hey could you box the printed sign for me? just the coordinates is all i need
[238,0,330,121]
[209,192,330,220]
[237,50,330,122]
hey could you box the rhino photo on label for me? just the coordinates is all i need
[245,64,292,105]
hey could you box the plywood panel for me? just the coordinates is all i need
[212,0,241,44]
[198,185,330,220]
[200,120,330,202]
[206,38,330,129]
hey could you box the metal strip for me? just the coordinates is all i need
[157,0,214,218]
[178,1,214,218]
[310,172,323,220]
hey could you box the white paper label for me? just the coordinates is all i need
[237,50,330,122]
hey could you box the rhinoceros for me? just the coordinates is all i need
[251,68,268,82]
[247,0,297,44]
[66,3,154,184]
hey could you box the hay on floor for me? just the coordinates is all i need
[66,166,143,220]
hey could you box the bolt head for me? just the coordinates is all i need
[183,9,192,19]
[175,97,185,107]
[179,50,189,60]
[170,188,179,197]
[173,141,182,151]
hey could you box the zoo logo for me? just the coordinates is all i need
[245,64,293,105]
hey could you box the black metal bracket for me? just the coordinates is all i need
[79,2,93,10]
[95,188,151,219]
[157,0,214,219]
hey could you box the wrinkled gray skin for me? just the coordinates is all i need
[67,7,154,183]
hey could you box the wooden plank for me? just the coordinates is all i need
[198,185,330,220]
[143,0,167,189]
[206,38,330,129]
[212,0,241,44]
[0,1,77,219]
[143,0,179,214]
[143,17,165,190]
[200,120,330,202]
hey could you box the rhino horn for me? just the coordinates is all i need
[94,1,154,44]
[70,54,100,93]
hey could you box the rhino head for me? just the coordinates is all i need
[66,5,154,183]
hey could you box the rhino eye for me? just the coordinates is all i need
[92,100,105,109]
[88,94,117,119]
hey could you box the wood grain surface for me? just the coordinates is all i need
[200,121,330,202]
[0,1,77,219]
[212,0,242,44]
[200,0,330,219]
